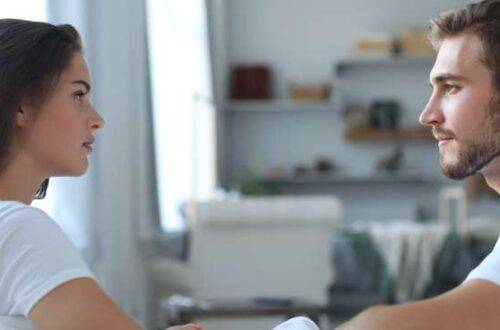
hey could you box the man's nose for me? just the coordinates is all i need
[419,96,444,127]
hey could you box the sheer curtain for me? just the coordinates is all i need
[147,0,216,232]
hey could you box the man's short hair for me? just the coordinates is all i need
[429,0,500,89]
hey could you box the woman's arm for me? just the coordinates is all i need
[29,278,143,330]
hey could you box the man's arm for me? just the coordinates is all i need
[338,279,500,330]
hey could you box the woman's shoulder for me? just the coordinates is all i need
[0,200,55,233]
[0,201,94,320]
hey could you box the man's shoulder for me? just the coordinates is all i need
[464,235,500,286]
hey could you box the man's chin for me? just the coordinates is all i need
[440,154,493,180]
[440,159,475,180]
[441,167,474,180]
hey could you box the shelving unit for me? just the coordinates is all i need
[221,54,437,190]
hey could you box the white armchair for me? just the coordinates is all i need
[152,195,342,330]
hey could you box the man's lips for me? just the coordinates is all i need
[432,128,454,142]
[435,136,453,142]
[435,136,453,147]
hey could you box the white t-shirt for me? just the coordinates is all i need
[0,201,95,329]
[465,235,500,286]
[272,317,319,330]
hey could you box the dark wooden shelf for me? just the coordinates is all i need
[345,127,433,141]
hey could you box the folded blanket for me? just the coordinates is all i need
[272,317,320,330]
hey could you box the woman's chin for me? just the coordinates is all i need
[55,160,89,177]
[74,160,89,176]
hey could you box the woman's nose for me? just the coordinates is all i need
[89,105,105,130]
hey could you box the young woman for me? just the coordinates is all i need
[0,19,202,330]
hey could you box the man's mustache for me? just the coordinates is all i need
[432,126,455,140]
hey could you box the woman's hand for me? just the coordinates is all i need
[166,324,204,330]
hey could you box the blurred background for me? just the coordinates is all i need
[6,0,499,329]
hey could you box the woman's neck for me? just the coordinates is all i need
[0,152,46,205]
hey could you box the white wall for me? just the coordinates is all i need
[226,0,469,96]
[215,0,499,222]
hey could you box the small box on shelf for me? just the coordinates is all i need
[397,28,436,57]
[288,83,332,101]
[229,64,273,100]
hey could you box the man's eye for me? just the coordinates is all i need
[445,84,459,94]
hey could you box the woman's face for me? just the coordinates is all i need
[18,52,104,177]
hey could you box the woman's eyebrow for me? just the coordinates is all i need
[71,80,91,93]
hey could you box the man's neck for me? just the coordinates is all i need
[483,175,500,194]
[481,158,500,194]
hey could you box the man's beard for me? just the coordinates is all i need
[438,99,500,180]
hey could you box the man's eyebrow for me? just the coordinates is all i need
[430,73,467,84]
[71,80,91,93]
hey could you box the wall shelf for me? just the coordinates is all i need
[345,126,434,141]
[223,99,339,113]
[262,173,434,185]
[335,55,435,73]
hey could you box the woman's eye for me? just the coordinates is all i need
[73,91,85,102]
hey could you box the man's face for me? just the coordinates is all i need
[420,33,500,179]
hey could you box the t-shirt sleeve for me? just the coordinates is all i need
[464,236,500,286]
[0,205,95,317]
[272,317,320,330]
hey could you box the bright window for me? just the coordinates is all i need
[147,0,216,231]
[0,1,46,21]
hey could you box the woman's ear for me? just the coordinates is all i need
[15,104,30,128]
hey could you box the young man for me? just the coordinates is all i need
[339,1,500,329]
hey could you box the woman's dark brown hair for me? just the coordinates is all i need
[0,19,82,199]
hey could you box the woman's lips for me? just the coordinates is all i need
[83,143,93,153]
